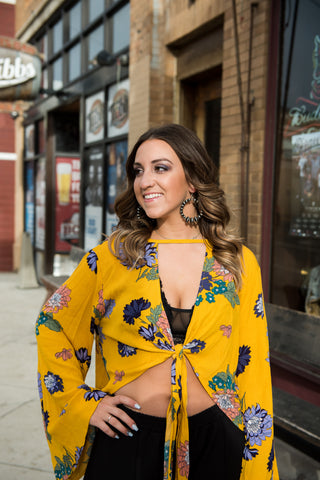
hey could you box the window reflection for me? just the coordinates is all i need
[53,19,63,54]
[69,2,82,40]
[53,57,63,90]
[113,3,130,53]
[69,43,81,81]
[88,24,104,64]
[88,0,105,23]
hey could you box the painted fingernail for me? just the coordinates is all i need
[115,435,120,439]
[132,424,139,432]
[127,431,134,437]
[134,403,141,409]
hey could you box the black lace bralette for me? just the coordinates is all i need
[160,281,194,344]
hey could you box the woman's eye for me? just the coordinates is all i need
[155,165,168,173]
[133,168,143,176]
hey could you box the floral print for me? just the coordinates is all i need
[123,298,151,325]
[236,345,251,376]
[44,285,71,313]
[243,404,273,447]
[36,242,278,480]
[212,389,241,421]
[55,348,73,361]
[220,324,232,338]
[118,341,137,357]
[177,441,190,477]
[44,372,64,394]
[254,293,264,318]
[87,250,98,273]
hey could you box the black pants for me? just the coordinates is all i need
[84,404,245,480]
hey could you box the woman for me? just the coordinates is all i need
[36,124,278,480]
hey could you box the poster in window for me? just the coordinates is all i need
[25,161,35,245]
[105,140,128,236]
[25,124,35,159]
[55,157,81,252]
[85,90,105,144]
[107,79,129,138]
[290,132,320,238]
[35,158,46,250]
[84,147,104,250]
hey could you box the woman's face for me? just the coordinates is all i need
[133,139,194,223]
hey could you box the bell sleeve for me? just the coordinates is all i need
[36,249,106,480]
[237,247,279,480]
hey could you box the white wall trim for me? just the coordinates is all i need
[0,152,17,161]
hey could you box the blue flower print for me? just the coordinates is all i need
[87,250,98,273]
[75,347,91,367]
[123,298,151,325]
[243,404,272,447]
[139,324,157,341]
[184,339,206,353]
[78,384,108,401]
[118,342,137,357]
[42,407,49,429]
[267,442,275,471]
[156,339,173,350]
[37,372,43,400]
[205,292,215,303]
[144,243,157,267]
[195,294,203,306]
[235,345,251,376]
[104,299,115,318]
[213,280,227,295]
[171,359,176,385]
[254,293,264,318]
[243,445,259,460]
[198,271,213,293]
[74,446,84,468]
[44,371,64,394]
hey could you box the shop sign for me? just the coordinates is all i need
[0,39,41,100]
[84,147,104,250]
[107,78,129,138]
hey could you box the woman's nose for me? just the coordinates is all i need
[139,170,155,188]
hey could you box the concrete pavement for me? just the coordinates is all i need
[0,272,53,479]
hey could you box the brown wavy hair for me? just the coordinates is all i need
[109,123,243,289]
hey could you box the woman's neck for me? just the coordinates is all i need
[151,225,202,240]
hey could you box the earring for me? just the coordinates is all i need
[180,195,203,225]
[137,206,144,220]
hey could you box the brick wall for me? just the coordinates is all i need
[129,0,271,260]
[0,1,15,37]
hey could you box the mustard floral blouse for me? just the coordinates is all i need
[36,239,279,480]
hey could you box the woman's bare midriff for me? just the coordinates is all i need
[115,357,214,417]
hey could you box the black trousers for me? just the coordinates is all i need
[84,404,245,480]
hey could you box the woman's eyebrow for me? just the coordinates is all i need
[133,158,173,166]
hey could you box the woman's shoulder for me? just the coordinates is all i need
[241,245,261,274]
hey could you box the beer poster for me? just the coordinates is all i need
[107,79,129,138]
[55,157,81,252]
[85,90,105,144]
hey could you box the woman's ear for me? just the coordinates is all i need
[188,183,196,194]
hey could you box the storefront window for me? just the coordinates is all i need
[88,24,104,64]
[113,2,130,53]
[69,1,82,40]
[271,0,320,315]
[69,42,81,81]
[25,162,35,245]
[88,0,105,23]
[84,147,104,250]
[52,56,63,90]
[52,19,63,54]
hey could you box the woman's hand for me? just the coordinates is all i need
[89,394,140,438]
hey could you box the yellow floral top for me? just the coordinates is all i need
[36,239,279,480]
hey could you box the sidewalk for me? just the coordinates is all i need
[0,272,53,479]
